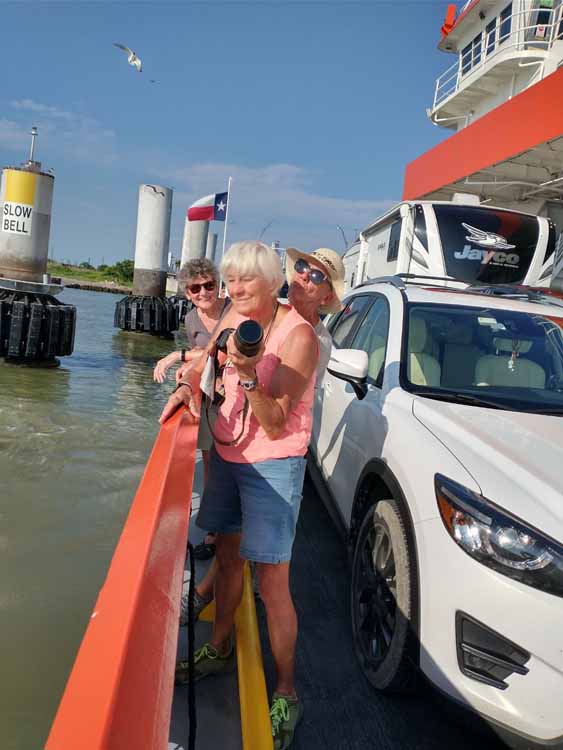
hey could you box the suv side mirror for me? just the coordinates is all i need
[327,349,369,400]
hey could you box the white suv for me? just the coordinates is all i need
[308,278,563,749]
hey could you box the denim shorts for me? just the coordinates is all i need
[196,448,307,564]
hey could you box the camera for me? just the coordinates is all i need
[215,320,264,358]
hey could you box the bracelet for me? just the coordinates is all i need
[173,380,193,394]
[181,349,186,362]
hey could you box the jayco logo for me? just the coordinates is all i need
[454,246,520,267]
[455,223,519,267]
[461,223,516,250]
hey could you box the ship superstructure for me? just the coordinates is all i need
[404,0,563,284]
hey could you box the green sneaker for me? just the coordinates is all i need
[270,693,304,750]
[175,642,234,685]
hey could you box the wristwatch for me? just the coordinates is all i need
[239,377,258,392]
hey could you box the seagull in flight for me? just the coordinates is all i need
[113,43,142,73]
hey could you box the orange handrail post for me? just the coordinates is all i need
[46,403,199,750]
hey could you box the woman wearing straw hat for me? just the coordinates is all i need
[285,246,344,384]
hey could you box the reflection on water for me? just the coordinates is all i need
[0,289,186,750]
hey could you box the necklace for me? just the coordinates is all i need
[263,302,280,345]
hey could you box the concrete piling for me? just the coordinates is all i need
[114,183,178,335]
[132,184,173,297]
[0,127,76,365]
[206,232,218,262]
[0,165,54,282]
[180,217,209,265]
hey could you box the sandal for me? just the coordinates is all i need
[193,540,216,560]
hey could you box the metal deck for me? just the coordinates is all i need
[170,457,242,750]
[170,458,505,750]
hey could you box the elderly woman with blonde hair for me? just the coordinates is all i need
[160,241,319,749]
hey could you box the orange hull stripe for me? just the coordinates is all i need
[403,67,563,200]
[46,405,199,750]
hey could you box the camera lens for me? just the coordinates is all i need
[234,320,263,357]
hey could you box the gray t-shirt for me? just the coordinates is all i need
[315,320,332,387]
[184,300,230,350]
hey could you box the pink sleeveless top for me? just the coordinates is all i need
[213,305,319,463]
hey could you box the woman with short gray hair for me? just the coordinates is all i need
[154,257,228,484]
[176,257,219,290]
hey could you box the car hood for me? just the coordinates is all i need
[412,397,563,542]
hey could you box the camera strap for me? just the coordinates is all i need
[205,397,249,447]
[206,302,279,447]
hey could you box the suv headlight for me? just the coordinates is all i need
[435,474,563,598]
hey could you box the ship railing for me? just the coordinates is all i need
[45,405,199,750]
[433,4,563,109]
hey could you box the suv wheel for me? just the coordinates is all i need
[351,499,417,693]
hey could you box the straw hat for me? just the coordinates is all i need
[285,247,345,314]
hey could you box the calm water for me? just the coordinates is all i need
[0,289,186,750]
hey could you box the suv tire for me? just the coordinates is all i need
[351,499,417,693]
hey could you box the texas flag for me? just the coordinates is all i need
[187,192,228,222]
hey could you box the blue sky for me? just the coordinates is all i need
[1,0,453,265]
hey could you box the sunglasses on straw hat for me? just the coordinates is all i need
[293,258,331,286]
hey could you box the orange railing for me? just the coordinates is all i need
[46,404,199,750]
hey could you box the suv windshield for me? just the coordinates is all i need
[434,205,540,284]
[403,302,563,415]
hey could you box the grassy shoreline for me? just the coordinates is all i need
[47,261,133,288]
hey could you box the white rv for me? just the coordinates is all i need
[344,198,557,292]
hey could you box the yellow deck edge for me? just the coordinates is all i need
[235,564,273,750]
[197,564,272,749]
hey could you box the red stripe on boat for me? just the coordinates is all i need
[46,404,199,750]
[403,67,563,201]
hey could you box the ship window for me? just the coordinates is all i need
[461,32,483,75]
[461,42,472,74]
[536,0,554,29]
[473,32,482,65]
[486,19,497,55]
[499,3,512,43]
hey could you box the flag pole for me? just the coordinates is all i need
[221,176,232,262]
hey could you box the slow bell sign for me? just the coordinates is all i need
[1,170,36,237]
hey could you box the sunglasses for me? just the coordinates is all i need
[187,280,216,294]
[294,258,329,286]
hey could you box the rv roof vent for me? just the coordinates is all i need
[451,193,480,206]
